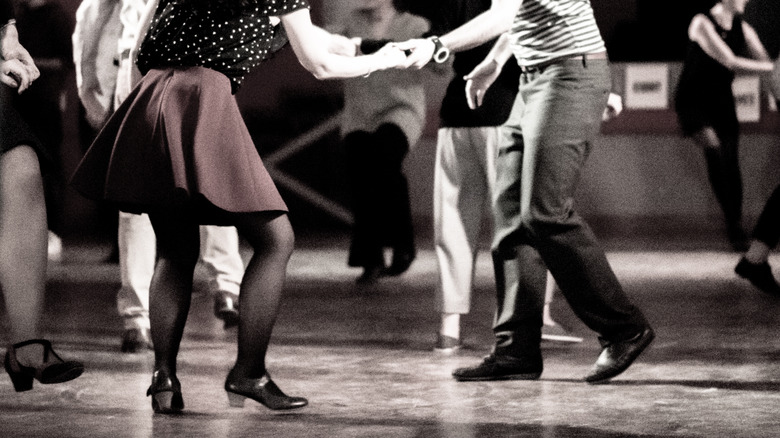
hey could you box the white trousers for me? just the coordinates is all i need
[116,211,244,329]
[434,126,500,314]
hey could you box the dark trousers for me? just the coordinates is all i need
[752,184,780,248]
[344,123,415,268]
[491,58,649,358]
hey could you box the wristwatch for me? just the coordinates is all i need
[429,36,451,64]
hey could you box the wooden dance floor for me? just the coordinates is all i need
[1,223,780,437]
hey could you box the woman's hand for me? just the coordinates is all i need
[1,58,34,92]
[372,43,407,71]
[1,24,40,83]
[464,58,502,109]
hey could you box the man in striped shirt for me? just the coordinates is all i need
[398,0,654,384]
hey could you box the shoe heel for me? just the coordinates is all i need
[227,392,246,408]
[151,391,183,413]
[8,372,34,392]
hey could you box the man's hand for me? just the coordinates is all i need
[602,92,623,122]
[373,43,408,70]
[394,38,435,69]
[464,59,502,109]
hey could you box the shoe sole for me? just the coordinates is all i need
[585,330,655,384]
[453,372,542,382]
[41,365,85,384]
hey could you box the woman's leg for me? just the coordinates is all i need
[735,184,780,295]
[147,210,200,376]
[0,146,47,349]
[693,126,746,248]
[229,212,294,378]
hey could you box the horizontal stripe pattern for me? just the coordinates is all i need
[510,0,605,66]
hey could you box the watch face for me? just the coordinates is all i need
[433,47,451,63]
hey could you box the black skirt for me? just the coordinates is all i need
[0,85,49,167]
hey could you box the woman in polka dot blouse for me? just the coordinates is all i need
[71,0,406,414]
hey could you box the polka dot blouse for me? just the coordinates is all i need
[137,0,309,93]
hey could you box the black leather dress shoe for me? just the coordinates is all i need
[735,258,780,296]
[452,354,542,381]
[585,327,655,383]
[225,370,308,410]
[147,369,184,414]
[214,292,240,328]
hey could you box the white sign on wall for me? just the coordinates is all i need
[624,63,669,109]
[732,75,761,122]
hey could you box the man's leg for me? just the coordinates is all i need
[453,97,546,381]
[117,211,155,352]
[345,130,386,283]
[376,124,416,276]
[200,225,244,327]
[518,59,652,382]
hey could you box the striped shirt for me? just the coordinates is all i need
[510,0,605,66]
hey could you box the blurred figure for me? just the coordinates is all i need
[335,0,430,284]
[12,0,74,261]
[674,0,773,251]
[734,0,780,296]
[71,0,405,413]
[72,0,246,353]
[1,2,83,392]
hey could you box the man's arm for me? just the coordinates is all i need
[396,0,522,69]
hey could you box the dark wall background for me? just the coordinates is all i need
[35,0,780,237]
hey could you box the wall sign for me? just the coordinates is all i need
[624,63,669,110]
[732,75,761,122]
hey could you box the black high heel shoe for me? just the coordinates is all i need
[4,339,84,392]
[224,369,308,410]
[147,369,184,414]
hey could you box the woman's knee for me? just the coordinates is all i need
[0,147,44,202]
[148,213,201,266]
[241,213,295,260]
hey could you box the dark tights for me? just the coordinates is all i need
[693,127,744,234]
[148,209,294,379]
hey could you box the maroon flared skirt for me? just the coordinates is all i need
[71,66,287,224]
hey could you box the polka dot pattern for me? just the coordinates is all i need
[137,0,308,93]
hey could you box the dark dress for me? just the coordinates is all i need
[0,0,47,166]
[674,11,746,139]
[70,0,308,224]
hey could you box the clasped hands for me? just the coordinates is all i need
[329,34,438,72]
[1,24,40,93]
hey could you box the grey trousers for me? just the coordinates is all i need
[490,57,649,358]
